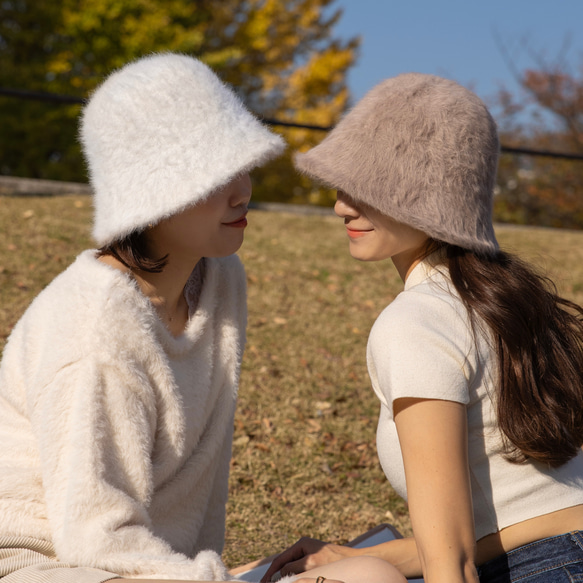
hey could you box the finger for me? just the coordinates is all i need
[280,558,309,577]
[261,556,295,582]
[261,554,299,582]
[261,555,283,581]
[261,544,307,581]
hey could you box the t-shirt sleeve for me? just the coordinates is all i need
[367,288,474,418]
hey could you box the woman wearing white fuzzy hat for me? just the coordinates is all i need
[0,53,403,583]
[264,74,583,583]
[0,53,283,583]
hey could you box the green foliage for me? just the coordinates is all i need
[0,0,358,202]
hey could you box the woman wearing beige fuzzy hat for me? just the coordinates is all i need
[263,74,583,583]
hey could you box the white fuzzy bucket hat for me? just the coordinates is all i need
[80,53,285,246]
[295,73,499,255]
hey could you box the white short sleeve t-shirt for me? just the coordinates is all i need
[368,258,583,540]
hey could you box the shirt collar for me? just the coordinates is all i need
[404,250,447,291]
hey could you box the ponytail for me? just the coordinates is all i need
[441,245,583,468]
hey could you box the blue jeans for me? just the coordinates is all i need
[477,531,583,582]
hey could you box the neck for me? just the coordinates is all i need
[98,252,200,336]
[134,254,201,335]
[391,239,435,282]
[392,250,425,282]
[99,248,200,336]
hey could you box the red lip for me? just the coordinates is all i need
[223,213,248,228]
[346,227,372,238]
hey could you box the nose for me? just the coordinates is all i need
[231,173,252,206]
[334,190,359,219]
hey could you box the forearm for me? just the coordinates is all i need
[349,537,422,578]
[261,535,421,582]
[415,529,478,583]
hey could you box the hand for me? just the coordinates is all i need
[293,579,344,583]
[260,537,354,582]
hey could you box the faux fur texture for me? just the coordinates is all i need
[81,53,286,246]
[0,251,247,580]
[294,73,500,255]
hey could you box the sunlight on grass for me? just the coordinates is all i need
[2,195,583,566]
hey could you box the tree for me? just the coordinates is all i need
[493,40,583,228]
[0,0,358,203]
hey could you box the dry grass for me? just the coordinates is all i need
[2,195,583,567]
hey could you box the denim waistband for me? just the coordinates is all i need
[477,531,583,582]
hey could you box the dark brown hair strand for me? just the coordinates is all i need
[443,245,583,468]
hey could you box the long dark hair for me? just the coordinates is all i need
[433,243,583,468]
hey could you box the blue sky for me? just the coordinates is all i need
[332,0,583,126]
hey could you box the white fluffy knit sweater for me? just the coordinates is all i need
[0,250,247,580]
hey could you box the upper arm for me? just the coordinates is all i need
[368,292,473,415]
[394,398,478,582]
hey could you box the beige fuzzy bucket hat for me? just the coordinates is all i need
[294,73,500,255]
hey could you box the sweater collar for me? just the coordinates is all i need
[151,258,219,357]
[84,250,219,358]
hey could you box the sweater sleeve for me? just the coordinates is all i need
[196,421,233,554]
[367,289,474,418]
[30,358,231,581]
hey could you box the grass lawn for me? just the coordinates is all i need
[2,195,583,567]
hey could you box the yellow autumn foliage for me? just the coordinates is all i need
[0,0,358,203]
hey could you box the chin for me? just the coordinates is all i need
[211,242,245,258]
[349,250,373,262]
[349,248,388,262]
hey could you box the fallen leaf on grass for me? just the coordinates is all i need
[306,419,322,433]
[233,435,251,447]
